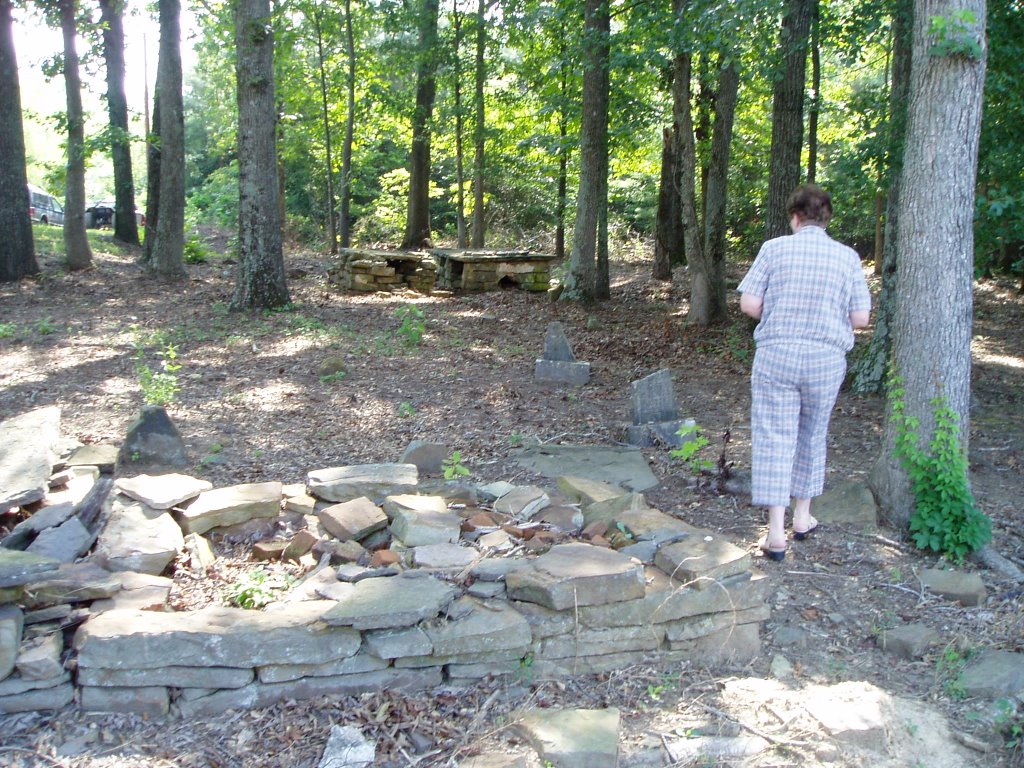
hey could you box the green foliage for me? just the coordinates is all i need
[890,376,991,563]
[397,401,416,418]
[224,568,293,609]
[131,326,182,407]
[669,423,712,473]
[928,11,983,60]
[394,304,426,348]
[442,450,470,480]
[184,235,211,264]
[935,645,971,700]
[992,698,1023,752]
[0,323,16,339]
[319,371,348,384]
[34,317,59,335]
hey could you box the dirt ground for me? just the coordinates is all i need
[0,234,1021,767]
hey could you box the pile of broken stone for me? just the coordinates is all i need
[1,407,768,719]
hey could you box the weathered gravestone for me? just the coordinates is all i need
[534,322,590,385]
[625,369,693,447]
[119,406,189,468]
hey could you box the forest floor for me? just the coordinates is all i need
[0,228,1022,767]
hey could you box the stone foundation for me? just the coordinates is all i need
[331,248,437,293]
[434,249,557,292]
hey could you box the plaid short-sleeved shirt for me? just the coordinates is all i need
[738,225,871,353]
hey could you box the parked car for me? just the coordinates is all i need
[28,184,64,226]
[86,200,145,229]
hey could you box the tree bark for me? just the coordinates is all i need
[675,47,706,324]
[652,127,680,281]
[470,0,486,248]
[693,58,738,325]
[0,0,38,282]
[59,0,92,271]
[142,90,160,265]
[232,0,290,310]
[849,0,912,395]
[870,0,986,527]
[340,0,355,248]
[765,0,814,241]
[99,0,140,246]
[561,0,609,302]
[312,6,337,254]
[148,0,185,279]
[806,0,820,183]
[401,0,440,250]
[452,0,467,248]
[554,34,568,262]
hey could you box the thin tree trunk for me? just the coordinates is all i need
[470,0,486,248]
[870,0,986,527]
[560,0,609,302]
[59,0,92,271]
[765,0,814,240]
[806,0,820,183]
[695,58,738,325]
[99,0,139,246]
[232,0,290,309]
[401,0,440,250]
[142,90,160,265]
[148,0,185,279]
[0,0,37,282]
[554,34,568,262]
[595,43,610,302]
[340,0,355,248]
[849,0,911,395]
[652,127,678,280]
[452,0,467,248]
[312,6,337,254]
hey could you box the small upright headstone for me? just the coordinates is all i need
[543,322,576,362]
[625,368,692,447]
[534,322,590,385]
[119,406,189,468]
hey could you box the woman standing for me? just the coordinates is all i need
[738,184,871,560]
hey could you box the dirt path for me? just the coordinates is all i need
[1,239,1021,766]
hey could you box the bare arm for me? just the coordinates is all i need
[850,309,870,329]
[740,293,763,320]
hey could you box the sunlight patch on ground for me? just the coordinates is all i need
[973,336,1024,369]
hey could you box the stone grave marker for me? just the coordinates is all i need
[625,368,693,447]
[534,322,590,385]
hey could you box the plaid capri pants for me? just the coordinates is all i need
[750,343,847,507]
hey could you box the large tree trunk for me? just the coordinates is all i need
[59,0,92,271]
[148,0,185,279]
[340,0,355,248]
[870,0,986,527]
[0,0,37,282]
[232,0,290,310]
[765,0,814,240]
[312,6,337,254]
[675,48,706,324]
[99,0,140,246]
[692,58,738,325]
[561,0,609,302]
[470,0,486,248]
[849,0,912,395]
[401,0,440,250]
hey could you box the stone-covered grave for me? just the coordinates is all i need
[1,442,770,719]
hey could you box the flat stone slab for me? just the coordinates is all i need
[0,682,74,713]
[514,445,659,492]
[318,724,375,768]
[319,497,388,541]
[0,550,61,588]
[919,568,987,606]
[75,601,359,669]
[516,708,620,768]
[307,464,419,503]
[93,496,184,575]
[116,473,213,510]
[25,517,96,563]
[494,486,550,519]
[412,543,477,570]
[880,624,940,661]
[385,495,460,546]
[655,532,751,589]
[1,502,77,550]
[0,406,62,513]
[505,542,645,610]
[556,476,627,506]
[16,632,63,680]
[420,597,531,657]
[90,571,173,612]
[175,482,283,535]
[534,359,591,386]
[812,481,878,527]
[960,650,1024,698]
[21,562,123,608]
[78,665,255,689]
[64,443,119,474]
[0,605,24,679]
[321,574,456,630]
